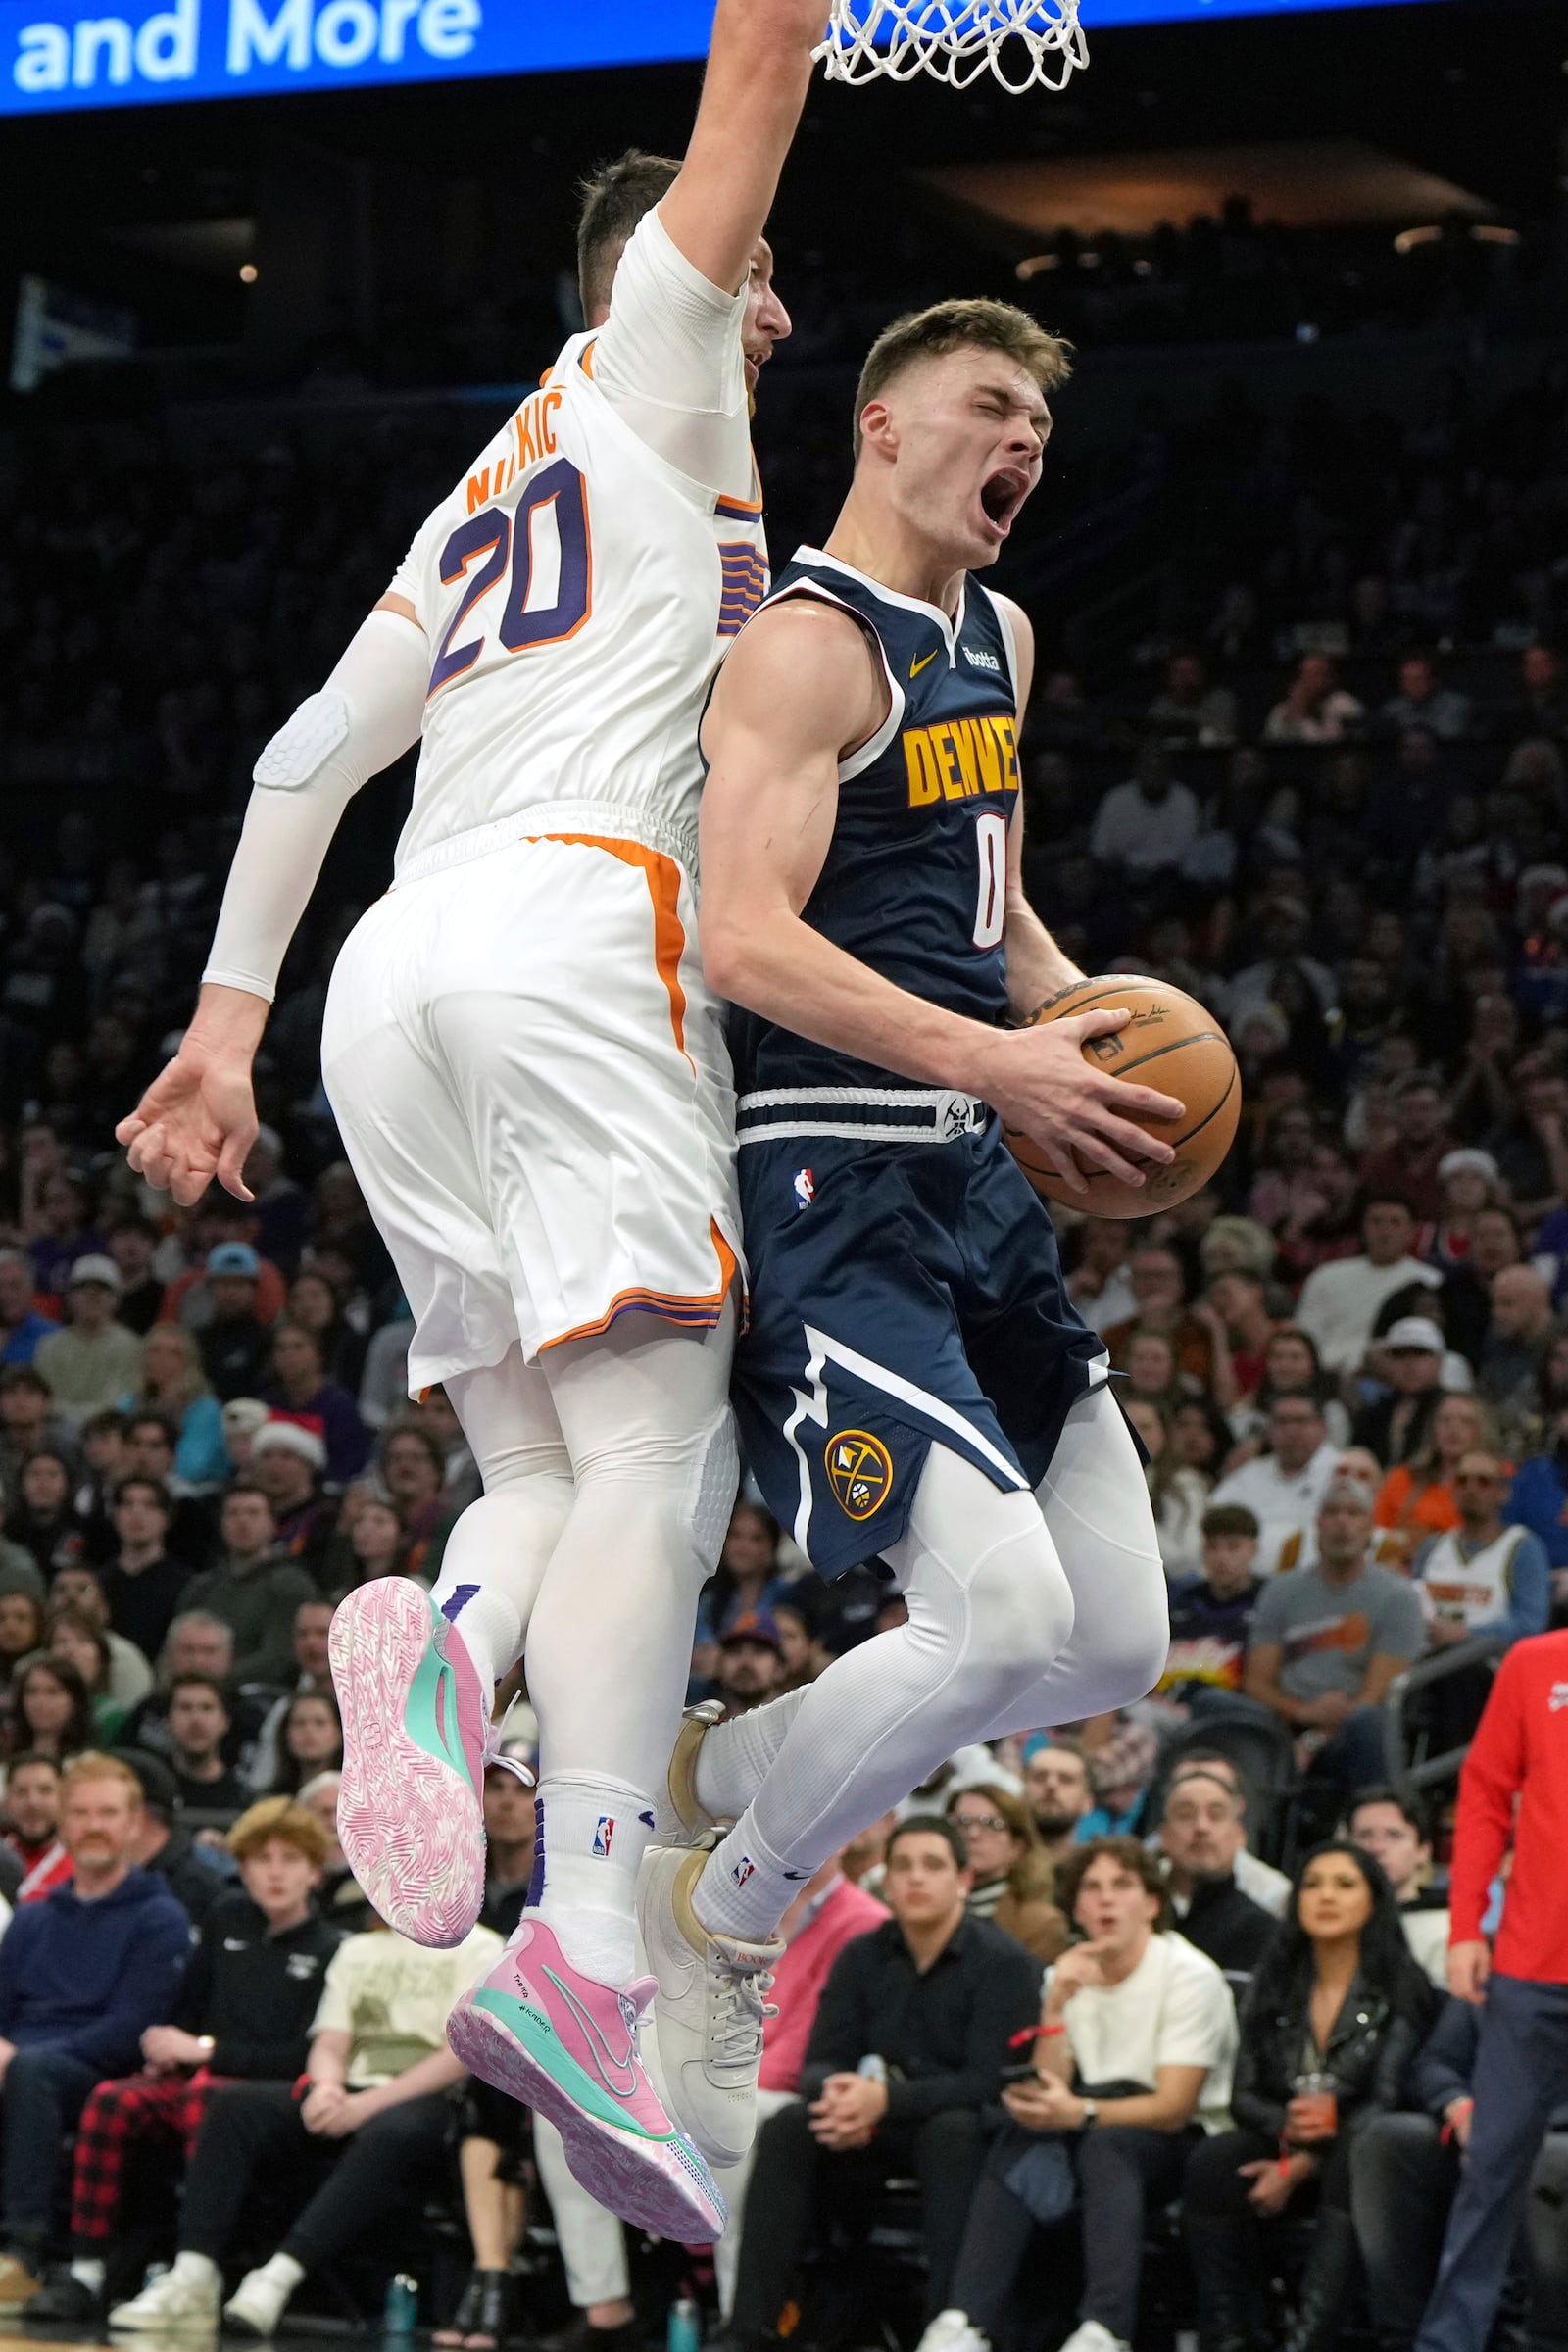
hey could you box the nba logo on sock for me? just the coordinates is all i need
[732,1855,756,1888]
[593,1817,614,1858]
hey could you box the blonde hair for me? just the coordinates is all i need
[227,1795,330,1869]
[854,299,1072,457]
[138,1321,211,1412]
[61,1750,143,1801]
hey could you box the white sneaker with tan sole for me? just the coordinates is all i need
[635,1843,782,2169]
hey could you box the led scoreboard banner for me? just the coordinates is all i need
[0,0,1466,114]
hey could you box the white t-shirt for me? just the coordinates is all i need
[1208,1439,1345,1577]
[311,1924,503,2088]
[1295,1253,1441,1376]
[1049,1931,1238,2134]
[386,206,766,876]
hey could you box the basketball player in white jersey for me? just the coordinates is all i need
[117,0,829,2242]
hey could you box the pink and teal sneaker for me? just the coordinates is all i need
[329,1578,501,1949]
[447,1916,728,2243]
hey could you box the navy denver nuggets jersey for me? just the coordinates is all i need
[723,544,1104,1581]
[729,546,1024,1102]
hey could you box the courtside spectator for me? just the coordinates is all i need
[477,1761,536,1941]
[108,1913,502,2337]
[714,1612,788,1718]
[101,1477,192,1661]
[33,1258,141,1431]
[122,1413,216,1567]
[1183,1842,1438,2352]
[726,1816,1038,2347]
[0,1592,46,1692]
[181,1487,316,1688]
[1209,1396,1341,1577]
[1155,1771,1276,1978]
[5,1450,85,1578]
[4,1756,70,1903]
[120,1613,264,1775]
[0,1753,189,2306]
[1088,743,1200,880]
[1412,1449,1551,1747]
[47,1563,152,1709]
[714,1846,889,2322]
[1296,1199,1440,1376]
[1164,1756,1293,1918]
[921,1838,1237,2352]
[27,1796,339,2323]
[1348,1787,1450,1987]
[1350,1996,1568,2352]
[1373,1395,1494,1571]
[1413,1627,1568,2352]
[1022,1740,1097,1867]
[1351,1317,1449,1469]
[267,1690,343,1796]
[946,1784,1067,1964]
[1245,1480,1426,1794]
[1157,1505,1265,1709]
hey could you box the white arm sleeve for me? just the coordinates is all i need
[202,607,428,1004]
[590,206,753,496]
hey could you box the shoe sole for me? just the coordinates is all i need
[330,1578,486,1949]
[107,2311,219,2333]
[447,1993,726,2244]
[635,1850,757,2172]
[223,2307,275,2339]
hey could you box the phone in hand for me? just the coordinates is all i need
[1000,2060,1041,2083]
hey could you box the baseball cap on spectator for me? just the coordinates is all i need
[251,1421,327,1474]
[208,1243,261,1279]
[221,1397,271,1438]
[1386,1316,1445,1355]
[68,1254,122,1293]
[1437,1149,1499,1186]
[116,1747,180,1822]
[720,1609,782,1653]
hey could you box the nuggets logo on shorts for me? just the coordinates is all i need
[826,1430,894,1521]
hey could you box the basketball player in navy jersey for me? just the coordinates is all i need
[635,300,1180,2173]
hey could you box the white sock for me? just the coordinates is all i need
[171,2254,221,2293]
[254,2253,306,2298]
[693,1689,809,1822]
[691,1812,799,1946]
[427,1578,521,1691]
[529,1772,654,1983]
[70,2260,104,2294]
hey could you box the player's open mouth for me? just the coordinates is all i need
[979,468,1026,535]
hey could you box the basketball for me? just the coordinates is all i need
[1005,975,1241,1219]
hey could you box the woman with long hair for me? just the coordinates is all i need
[269,1689,344,1796]
[4,1451,86,1579]
[6,1653,95,1762]
[695,1501,790,1654]
[1169,1394,1235,1487]
[134,1322,229,1488]
[1374,1393,1495,1569]
[1249,1325,1349,1447]
[1247,1103,1320,1235]
[285,1268,368,1396]
[0,1592,48,1693]
[47,1606,127,1743]
[946,1782,1067,1963]
[262,1320,370,1485]
[1124,1397,1209,1586]
[1183,1841,1440,2352]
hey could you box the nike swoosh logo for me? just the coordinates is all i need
[910,649,939,678]
[542,1967,640,2099]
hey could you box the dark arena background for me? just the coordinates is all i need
[0,4,1563,2352]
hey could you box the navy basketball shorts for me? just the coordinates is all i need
[730,1102,1108,1579]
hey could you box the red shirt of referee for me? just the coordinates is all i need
[1415,1627,1568,2352]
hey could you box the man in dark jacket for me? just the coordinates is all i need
[119,1749,224,1926]
[0,1752,189,2306]
[28,1795,341,2323]
[727,1815,1038,2345]
[1154,1768,1276,1982]
[1349,1997,1568,2352]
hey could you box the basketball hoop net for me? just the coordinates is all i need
[814,0,1088,92]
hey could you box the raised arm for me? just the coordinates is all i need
[117,603,428,1205]
[699,601,1183,1194]
[660,0,830,297]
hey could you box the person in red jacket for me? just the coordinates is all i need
[1415,1626,1568,2352]
[714,1846,887,2321]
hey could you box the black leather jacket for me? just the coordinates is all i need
[1232,1963,1439,2143]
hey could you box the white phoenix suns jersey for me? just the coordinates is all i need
[386,208,768,877]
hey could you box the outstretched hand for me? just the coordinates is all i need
[117,1035,259,1206]
[979,1008,1185,1194]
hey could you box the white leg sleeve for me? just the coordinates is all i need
[973,1380,1170,1741]
[430,1346,575,1687]
[695,1444,1075,1945]
[531,2118,630,2308]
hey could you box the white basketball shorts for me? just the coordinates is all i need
[320,819,744,1394]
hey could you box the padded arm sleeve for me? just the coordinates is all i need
[202,607,428,1004]
[591,205,753,496]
